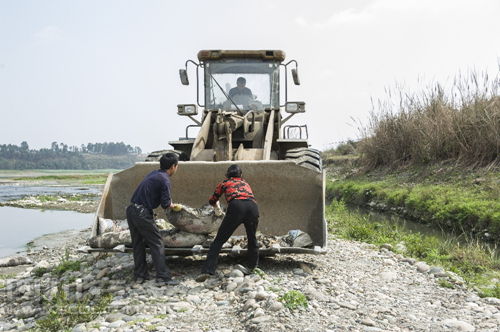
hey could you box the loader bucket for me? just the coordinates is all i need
[93,161,326,249]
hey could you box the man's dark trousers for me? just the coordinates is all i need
[126,204,170,280]
[202,199,259,274]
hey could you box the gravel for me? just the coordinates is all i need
[0,230,499,331]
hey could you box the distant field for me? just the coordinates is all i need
[0,169,117,177]
[0,170,117,185]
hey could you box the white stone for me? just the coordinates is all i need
[255,291,269,301]
[415,262,430,273]
[379,271,397,281]
[443,319,475,331]
[229,269,244,278]
[186,295,202,304]
[254,308,265,317]
[249,315,271,324]
[34,260,50,269]
[108,320,125,328]
[226,282,238,292]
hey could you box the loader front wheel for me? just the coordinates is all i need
[145,150,189,162]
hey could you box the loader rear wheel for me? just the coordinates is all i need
[285,148,322,172]
[145,150,189,162]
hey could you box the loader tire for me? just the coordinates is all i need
[145,150,189,162]
[285,148,322,172]
[285,147,321,160]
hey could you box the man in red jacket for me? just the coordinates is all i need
[197,164,259,280]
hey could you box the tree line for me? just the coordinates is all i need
[0,141,143,169]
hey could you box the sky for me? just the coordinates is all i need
[1,0,499,153]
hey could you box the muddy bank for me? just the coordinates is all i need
[0,193,100,213]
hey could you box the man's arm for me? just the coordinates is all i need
[160,177,172,209]
[208,182,224,206]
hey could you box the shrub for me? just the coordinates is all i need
[33,267,50,277]
[359,71,499,168]
[52,250,81,277]
[279,290,308,310]
[35,285,112,332]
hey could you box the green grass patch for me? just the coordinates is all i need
[33,267,50,278]
[52,251,81,277]
[154,314,167,319]
[438,279,455,289]
[327,167,500,239]
[478,283,500,298]
[252,267,266,278]
[279,290,308,310]
[36,195,59,202]
[327,200,500,298]
[14,174,108,185]
[34,285,112,332]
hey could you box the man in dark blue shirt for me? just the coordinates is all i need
[126,153,180,286]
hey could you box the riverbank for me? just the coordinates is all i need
[326,163,500,240]
[1,167,500,330]
[0,170,106,213]
[0,169,111,185]
[325,161,500,298]
[0,193,100,213]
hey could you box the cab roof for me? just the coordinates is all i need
[197,50,286,62]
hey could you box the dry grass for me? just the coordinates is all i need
[359,71,500,169]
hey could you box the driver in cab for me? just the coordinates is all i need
[228,77,253,104]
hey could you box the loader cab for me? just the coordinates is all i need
[174,50,308,160]
[203,59,281,113]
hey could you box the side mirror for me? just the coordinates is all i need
[285,101,305,113]
[291,68,300,85]
[179,69,189,85]
[177,104,198,116]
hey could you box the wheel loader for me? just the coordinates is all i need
[90,50,326,255]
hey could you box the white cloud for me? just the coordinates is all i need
[294,0,494,29]
[295,16,308,27]
[325,8,375,26]
[34,26,63,45]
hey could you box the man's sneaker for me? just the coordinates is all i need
[156,278,180,286]
[195,273,211,283]
[234,264,251,275]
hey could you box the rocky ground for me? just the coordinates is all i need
[1,229,499,332]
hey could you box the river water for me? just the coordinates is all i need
[0,207,93,258]
[360,208,499,256]
[0,183,100,258]
[0,184,101,202]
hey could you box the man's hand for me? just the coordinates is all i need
[213,201,223,217]
[170,203,183,212]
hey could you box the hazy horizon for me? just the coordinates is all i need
[1,0,499,153]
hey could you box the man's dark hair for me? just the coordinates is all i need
[160,153,178,171]
[236,77,246,84]
[226,164,242,178]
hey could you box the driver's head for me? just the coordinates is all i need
[236,77,246,88]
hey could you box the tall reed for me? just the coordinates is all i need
[360,71,500,168]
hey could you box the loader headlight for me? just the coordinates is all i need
[285,101,305,113]
[177,104,198,116]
